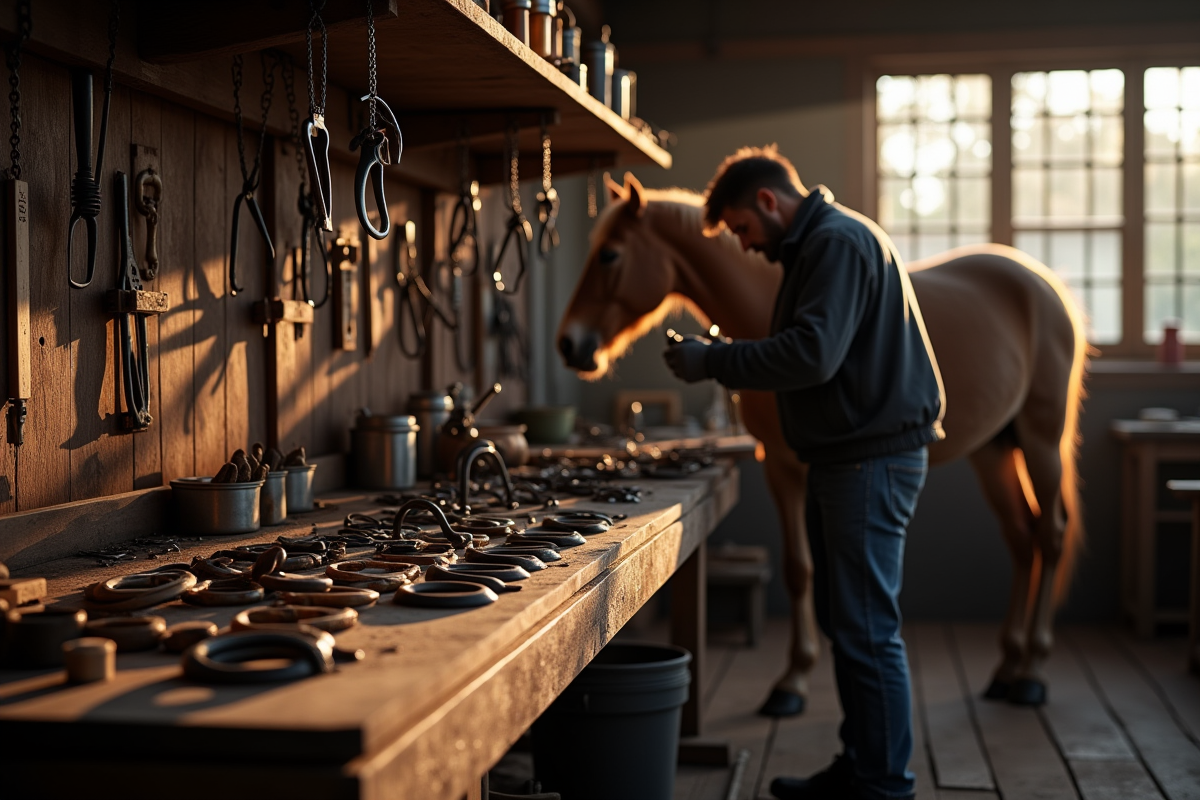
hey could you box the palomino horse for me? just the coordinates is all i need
[557,174,1088,713]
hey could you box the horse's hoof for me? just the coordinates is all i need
[758,688,806,717]
[1008,678,1047,706]
[983,677,1011,701]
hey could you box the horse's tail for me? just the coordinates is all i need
[1053,280,1090,606]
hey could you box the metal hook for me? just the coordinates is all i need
[304,114,333,232]
[351,94,401,241]
[134,168,162,281]
[229,168,275,296]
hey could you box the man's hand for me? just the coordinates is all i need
[663,334,712,383]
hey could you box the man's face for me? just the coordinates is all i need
[720,189,787,262]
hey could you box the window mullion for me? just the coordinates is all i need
[1123,62,1145,354]
[991,67,1014,246]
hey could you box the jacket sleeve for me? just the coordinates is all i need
[705,234,876,391]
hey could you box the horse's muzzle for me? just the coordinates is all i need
[558,328,600,372]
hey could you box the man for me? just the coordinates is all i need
[663,145,944,800]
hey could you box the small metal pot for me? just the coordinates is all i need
[260,471,287,526]
[285,464,318,513]
[352,412,419,490]
[476,423,530,467]
[170,477,264,535]
[407,391,454,479]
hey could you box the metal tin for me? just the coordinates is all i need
[260,470,287,526]
[503,0,532,45]
[560,20,581,66]
[285,464,318,513]
[352,412,419,490]
[170,477,264,534]
[585,39,615,107]
[612,68,637,119]
[530,0,556,58]
[406,391,453,479]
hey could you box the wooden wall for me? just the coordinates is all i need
[0,53,529,515]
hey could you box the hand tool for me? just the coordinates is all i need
[536,116,560,254]
[304,0,333,232]
[4,0,30,446]
[494,118,533,294]
[113,171,155,431]
[229,52,278,295]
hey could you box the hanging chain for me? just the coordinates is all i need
[540,122,552,195]
[507,119,523,215]
[232,53,277,185]
[587,157,599,218]
[280,55,307,190]
[104,0,118,101]
[306,0,328,116]
[5,0,30,180]
[365,0,377,127]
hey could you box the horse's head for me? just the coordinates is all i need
[556,173,698,379]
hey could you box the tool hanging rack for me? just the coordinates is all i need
[0,0,666,193]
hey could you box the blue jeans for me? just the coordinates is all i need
[806,448,927,800]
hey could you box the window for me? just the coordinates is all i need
[873,62,1200,355]
[876,74,992,261]
[1144,66,1200,344]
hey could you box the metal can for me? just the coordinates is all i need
[530,0,556,59]
[407,391,454,479]
[352,411,420,490]
[503,0,532,46]
[585,34,615,107]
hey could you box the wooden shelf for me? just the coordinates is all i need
[140,0,671,172]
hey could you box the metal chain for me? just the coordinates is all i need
[104,0,118,99]
[232,52,277,184]
[5,0,30,180]
[306,0,328,116]
[507,119,522,215]
[365,0,377,127]
[541,122,552,194]
[280,54,307,190]
[232,55,248,177]
[256,51,277,177]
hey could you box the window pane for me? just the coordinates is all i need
[878,178,911,230]
[916,75,955,122]
[915,233,952,260]
[1182,110,1200,156]
[879,124,916,176]
[877,75,916,121]
[1090,69,1125,114]
[1184,284,1200,338]
[1146,222,1177,278]
[1014,231,1046,262]
[1049,115,1088,162]
[955,74,991,118]
[1145,283,1177,342]
[1145,108,1180,157]
[1093,168,1122,219]
[1088,285,1122,344]
[1185,223,1200,275]
[1184,68,1200,110]
[954,121,992,174]
[959,177,990,226]
[1145,67,1180,110]
[1049,231,1086,281]
[1014,167,1045,220]
[1146,162,1178,215]
[1049,168,1087,219]
[1013,72,1047,116]
[1047,71,1090,116]
[1093,115,1124,165]
[1186,164,1200,213]
[889,233,913,262]
[1093,230,1122,281]
[916,123,955,175]
[912,175,949,221]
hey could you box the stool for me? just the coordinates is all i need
[707,544,770,647]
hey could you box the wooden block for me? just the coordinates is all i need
[0,577,48,606]
[105,289,170,315]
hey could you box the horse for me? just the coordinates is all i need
[557,173,1088,713]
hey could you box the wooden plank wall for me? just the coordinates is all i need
[0,52,528,515]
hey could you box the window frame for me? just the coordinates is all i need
[861,47,1200,359]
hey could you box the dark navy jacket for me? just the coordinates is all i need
[705,187,945,464]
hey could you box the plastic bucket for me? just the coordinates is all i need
[533,642,692,800]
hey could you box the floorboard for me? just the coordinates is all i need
[1068,629,1200,800]
[952,624,1080,800]
[1119,633,1200,745]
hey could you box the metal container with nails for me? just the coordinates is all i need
[407,391,454,479]
[352,411,420,490]
[260,470,287,526]
[285,464,318,513]
[170,477,264,535]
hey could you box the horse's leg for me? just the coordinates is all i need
[758,451,819,717]
[968,438,1037,700]
[1007,421,1068,706]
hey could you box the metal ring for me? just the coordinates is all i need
[231,604,358,633]
[257,573,333,593]
[181,578,265,607]
[325,561,419,583]
[432,563,531,582]
[83,616,167,652]
[85,570,197,611]
[278,587,379,608]
[542,512,612,534]
[162,621,219,653]
[251,546,287,579]
[508,530,587,548]
[182,630,333,684]
[484,545,561,563]
[393,581,498,608]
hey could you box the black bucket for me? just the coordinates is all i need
[532,642,692,800]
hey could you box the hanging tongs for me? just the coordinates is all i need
[350,94,402,240]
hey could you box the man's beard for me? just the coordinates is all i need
[753,209,786,262]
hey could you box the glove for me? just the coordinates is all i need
[663,334,712,383]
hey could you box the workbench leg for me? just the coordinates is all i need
[672,540,706,738]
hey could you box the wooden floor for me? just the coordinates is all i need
[656,620,1200,800]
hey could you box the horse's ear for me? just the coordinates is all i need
[624,172,646,218]
[604,173,627,202]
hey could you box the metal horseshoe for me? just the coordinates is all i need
[134,168,162,281]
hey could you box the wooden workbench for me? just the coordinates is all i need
[0,462,739,800]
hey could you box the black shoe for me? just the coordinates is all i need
[769,754,853,800]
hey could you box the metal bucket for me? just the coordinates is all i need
[260,471,287,526]
[285,464,318,513]
[352,412,419,490]
[170,477,264,535]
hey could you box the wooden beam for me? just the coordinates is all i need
[136,0,399,64]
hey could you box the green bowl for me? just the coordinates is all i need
[513,406,576,444]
